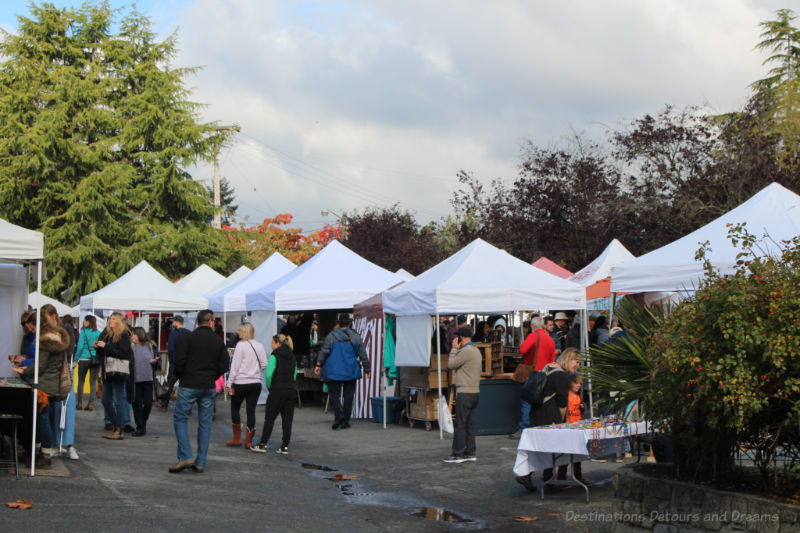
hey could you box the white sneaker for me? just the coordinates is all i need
[67,446,79,460]
[48,448,59,457]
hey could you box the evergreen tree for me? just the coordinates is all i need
[0,4,231,299]
[206,176,239,226]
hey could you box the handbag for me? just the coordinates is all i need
[512,331,540,383]
[57,353,73,400]
[105,355,130,380]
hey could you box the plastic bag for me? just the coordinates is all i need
[438,395,454,434]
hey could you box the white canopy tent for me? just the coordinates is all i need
[28,291,77,318]
[395,268,415,280]
[382,238,587,438]
[0,218,45,476]
[383,238,586,320]
[206,253,295,313]
[80,261,208,312]
[243,241,405,367]
[571,239,635,287]
[174,264,227,297]
[220,265,252,288]
[245,241,405,313]
[612,182,800,294]
[570,239,635,311]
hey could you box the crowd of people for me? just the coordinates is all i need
[7,302,373,474]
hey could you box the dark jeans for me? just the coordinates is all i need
[132,381,154,431]
[452,392,479,457]
[230,382,261,429]
[258,388,295,447]
[36,398,55,449]
[327,380,356,423]
[76,360,98,404]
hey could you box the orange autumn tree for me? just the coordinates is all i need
[222,213,342,266]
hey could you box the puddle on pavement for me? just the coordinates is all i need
[410,507,473,524]
[324,478,373,498]
[301,463,337,471]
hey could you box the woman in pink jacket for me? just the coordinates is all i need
[225,322,268,449]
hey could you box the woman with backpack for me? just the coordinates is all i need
[515,347,582,492]
[226,322,268,449]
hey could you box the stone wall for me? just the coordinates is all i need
[612,464,800,533]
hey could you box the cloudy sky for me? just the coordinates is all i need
[0,1,790,231]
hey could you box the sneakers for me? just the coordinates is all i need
[443,454,467,463]
[67,446,79,461]
[463,454,476,462]
[250,443,268,454]
[277,445,289,455]
[331,419,342,430]
[168,459,195,473]
[123,425,135,434]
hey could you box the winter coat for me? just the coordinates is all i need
[22,326,70,398]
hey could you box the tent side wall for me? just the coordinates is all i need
[353,293,385,419]
[0,265,29,377]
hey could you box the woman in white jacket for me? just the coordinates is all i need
[226,322,268,449]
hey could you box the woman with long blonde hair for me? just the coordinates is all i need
[96,312,132,440]
[225,321,268,449]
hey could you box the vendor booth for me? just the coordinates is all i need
[244,241,405,418]
[383,238,586,437]
[0,218,45,475]
[612,182,800,294]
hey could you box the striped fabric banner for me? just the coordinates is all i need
[351,315,383,419]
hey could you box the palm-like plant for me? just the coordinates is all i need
[585,298,667,415]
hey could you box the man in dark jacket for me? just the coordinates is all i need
[314,314,370,430]
[169,310,229,474]
[158,315,191,409]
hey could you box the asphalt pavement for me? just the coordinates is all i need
[0,396,629,532]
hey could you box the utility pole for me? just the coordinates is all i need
[212,125,240,229]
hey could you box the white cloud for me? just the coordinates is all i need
[166,0,784,228]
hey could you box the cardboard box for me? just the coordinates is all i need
[409,394,438,420]
[429,352,449,369]
[404,367,449,389]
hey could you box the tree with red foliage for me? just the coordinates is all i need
[222,214,341,266]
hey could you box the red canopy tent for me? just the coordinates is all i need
[531,257,573,279]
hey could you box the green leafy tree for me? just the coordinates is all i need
[0,4,230,299]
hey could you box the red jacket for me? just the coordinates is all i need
[519,329,556,370]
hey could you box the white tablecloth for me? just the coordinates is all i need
[513,421,651,476]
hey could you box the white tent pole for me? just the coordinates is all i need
[582,308,594,418]
[157,312,162,352]
[436,312,442,440]
[608,293,617,326]
[30,261,42,476]
[382,314,387,430]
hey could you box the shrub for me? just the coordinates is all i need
[646,225,800,485]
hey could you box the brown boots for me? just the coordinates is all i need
[226,424,242,446]
[76,399,83,410]
[102,427,124,440]
[244,427,255,449]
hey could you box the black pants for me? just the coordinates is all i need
[230,382,261,429]
[132,381,153,431]
[258,388,295,447]
[76,360,98,404]
[452,392,479,456]
[328,380,356,423]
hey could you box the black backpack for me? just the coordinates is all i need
[521,365,563,407]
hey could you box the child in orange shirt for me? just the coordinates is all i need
[557,374,589,484]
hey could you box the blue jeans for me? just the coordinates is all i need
[103,379,132,426]
[36,400,54,449]
[102,379,127,427]
[520,399,531,432]
[173,387,215,468]
[51,392,76,448]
